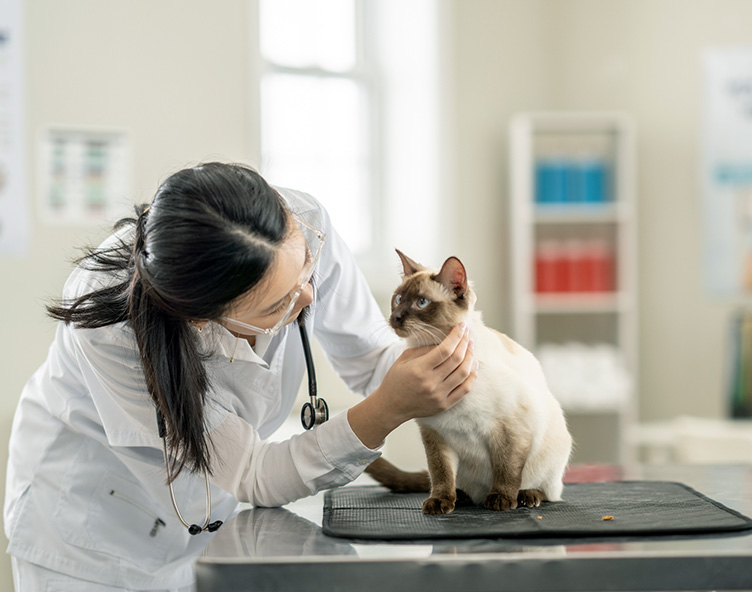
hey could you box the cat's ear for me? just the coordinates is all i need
[435,257,467,298]
[395,249,425,276]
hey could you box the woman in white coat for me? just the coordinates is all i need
[4,163,476,591]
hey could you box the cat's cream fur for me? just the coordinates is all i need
[370,250,572,514]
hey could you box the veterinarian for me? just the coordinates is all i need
[4,162,477,591]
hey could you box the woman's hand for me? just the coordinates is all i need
[348,323,478,449]
[380,323,477,421]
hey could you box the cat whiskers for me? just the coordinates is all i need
[410,323,447,347]
[418,322,448,343]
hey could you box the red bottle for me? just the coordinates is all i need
[535,241,560,293]
[584,240,615,292]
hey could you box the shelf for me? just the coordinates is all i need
[531,292,632,313]
[510,112,637,465]
[525,111,629,133]
[562,403,629,415]
[533,202,629,224]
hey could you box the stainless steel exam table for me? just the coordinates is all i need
[195,464,752,591]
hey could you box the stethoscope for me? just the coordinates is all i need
[298,320,330,430]
[157,319,328,535]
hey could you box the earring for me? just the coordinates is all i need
[191,321,203,333]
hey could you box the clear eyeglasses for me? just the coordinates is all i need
[221,215,326,337]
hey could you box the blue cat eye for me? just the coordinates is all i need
[394,294,402,305]
[417,297,430,309]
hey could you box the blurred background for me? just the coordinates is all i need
[3,0,752,585]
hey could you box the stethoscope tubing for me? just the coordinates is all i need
[160,432,213,533]
[157,319,327,535]
[299,321,317,400]
[299,321,329,430]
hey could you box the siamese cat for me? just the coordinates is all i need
[366,251,572,515]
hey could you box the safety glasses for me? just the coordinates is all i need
[221,215,326,336]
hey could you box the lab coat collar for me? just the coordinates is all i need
[203,323,272,368]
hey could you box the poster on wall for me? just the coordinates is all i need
[0,0,29,256]
[703,49,752,297]
[39,128,131,225]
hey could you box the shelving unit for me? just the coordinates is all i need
[509,112,638,464]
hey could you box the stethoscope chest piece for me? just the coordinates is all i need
[301,397,329,430]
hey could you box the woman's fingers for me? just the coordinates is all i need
[444,348,479,405]
[434,329,472,381]
[422,323,469,370]
[425,323,467,368]
[380,322,477,421]
[443,332,478,406]
[424,323,476,409]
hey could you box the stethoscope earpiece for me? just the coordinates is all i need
[207,520,223,533]
[186,520,223,536]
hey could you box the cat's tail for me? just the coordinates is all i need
[365,457,430,493]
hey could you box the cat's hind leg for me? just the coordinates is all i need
[537,422,573,502]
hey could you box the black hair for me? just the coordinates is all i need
[47,162,290,480]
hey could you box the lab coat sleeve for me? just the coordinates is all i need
[210,410,381,507]
[308,202,404,396]
[70,320,378,507]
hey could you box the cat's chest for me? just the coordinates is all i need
[417,386,499,439]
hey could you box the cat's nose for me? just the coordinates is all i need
[389,312,404,327]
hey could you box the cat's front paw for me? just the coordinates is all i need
[484,492,518,511]
[517,489,544,508]
[422,496,455,514]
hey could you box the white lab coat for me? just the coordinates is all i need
[4,188,402,589]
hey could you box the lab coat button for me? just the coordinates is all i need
[359,459,369,466]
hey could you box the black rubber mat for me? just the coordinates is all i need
[322,482,752,540]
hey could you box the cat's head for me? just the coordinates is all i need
[389,250,476,346]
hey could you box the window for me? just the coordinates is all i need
[255,0,446,285]
[258,0,373,254]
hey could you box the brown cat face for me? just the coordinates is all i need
[389,250,472,345]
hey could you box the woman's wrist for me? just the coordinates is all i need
[347,386,407,450]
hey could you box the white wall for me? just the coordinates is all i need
[2,0,751,588]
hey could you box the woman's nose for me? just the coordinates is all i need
[295,282,314,311]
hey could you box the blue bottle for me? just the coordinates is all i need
[535,159,567,204]
[581,159,608,203]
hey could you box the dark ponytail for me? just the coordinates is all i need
[48,163,290,480]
